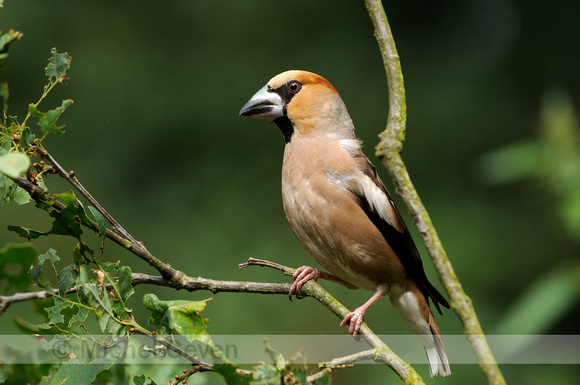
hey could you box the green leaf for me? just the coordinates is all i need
[58,265,79,297]
[21,126,36,148]
[117,266,134,304]
[40,296,74,329]
[143,294,211,342]
[73,241,94,265]
[81,283,126,336]
[0,242,37,293]
[49,358,113,385]
[12,185,31,204]
[252,364,280,385]
[46,190,92,238]
[45,48,71,81]
[29,99,73,136]
[8,190,99,243]
[0,152,30,178]
[213,364,251,385]
[0,29,22,55]
[7,225,44,240]
[29,249,60,290]
[39,335,74,357]
[68,307,90,327]
[87,206,106,235]
[0,176,30,206]
[133,374,158,385]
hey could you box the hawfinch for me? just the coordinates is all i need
[239,70,451,377]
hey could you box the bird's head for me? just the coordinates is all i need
[239,70,355,143]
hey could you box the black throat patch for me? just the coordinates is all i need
[273,116,293,144]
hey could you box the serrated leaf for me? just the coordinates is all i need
[0,152,30,178]
[87,206,106,235]
[58,265,79,297]
[9,191,97,242]
[68,307,89,327]
[40,296,73,329]
[46,191,93,238]
[29,99,73,136]
[45,48,71,81]
[38,335,74,357]
[143,294,211,342]
[29,249,60,290]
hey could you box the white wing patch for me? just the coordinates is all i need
[359,175,401,230]
[338,138,401,231]
[339,138,363,156]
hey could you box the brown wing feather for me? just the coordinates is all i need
[351,151,450,313]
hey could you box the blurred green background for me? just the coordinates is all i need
[1,1,579,384]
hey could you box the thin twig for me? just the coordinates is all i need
[364,1,506,384]
[9,173,184,281]
[38,146,138,246]
[307,349,374,383]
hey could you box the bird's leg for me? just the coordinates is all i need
[289,266,357,300]
[340,287,386,336]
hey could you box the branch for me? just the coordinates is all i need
[364,1,506,384]
[12,145,423,381]
[241,258,424,385]
[38,146,137,246]
[2,260,424,384]
[0,272,292,315]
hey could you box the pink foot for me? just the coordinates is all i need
[340,307,366,336]
[289,266,321,300]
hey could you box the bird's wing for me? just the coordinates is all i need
[341,141,450,313]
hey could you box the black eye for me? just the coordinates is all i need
[287,81,302,94]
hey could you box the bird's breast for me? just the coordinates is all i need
[280,137,406,291]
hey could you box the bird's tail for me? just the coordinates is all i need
[389,283,451,377]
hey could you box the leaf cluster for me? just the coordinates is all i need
[0,42,326,385]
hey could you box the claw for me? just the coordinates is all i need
[340,308,366,336]
[288,266,321,300]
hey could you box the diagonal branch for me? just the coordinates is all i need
[10,173,184,282]
[364,1,506,384]
[240,258,425,385]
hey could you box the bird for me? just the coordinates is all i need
[239,70,451,377]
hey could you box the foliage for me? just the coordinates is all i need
[0,37,324,385]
